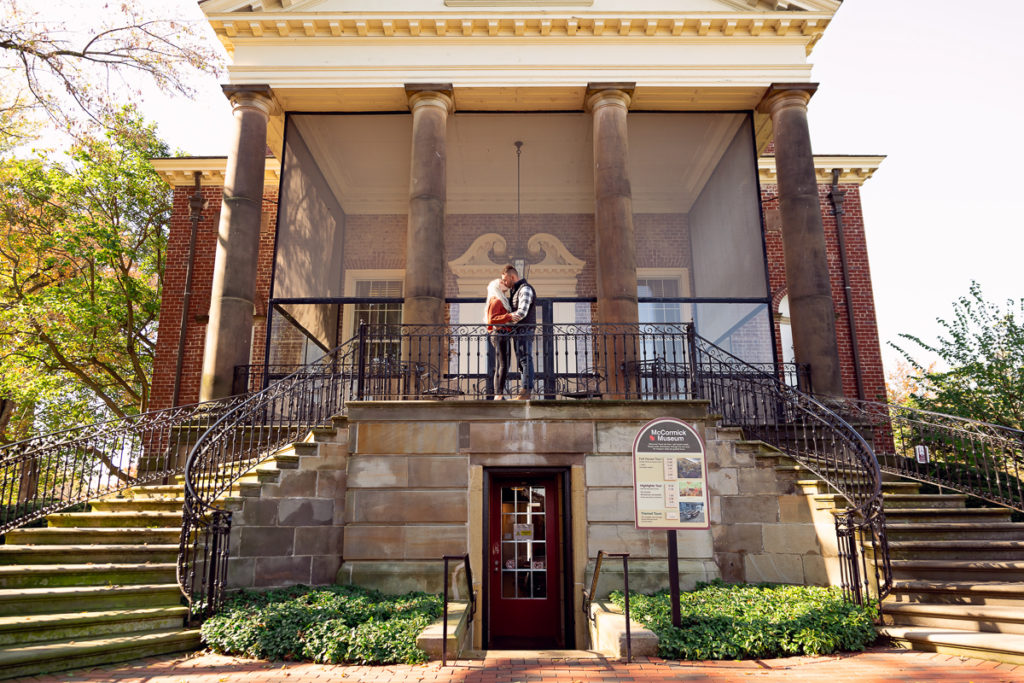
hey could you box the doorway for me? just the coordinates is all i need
[485,470,571,649]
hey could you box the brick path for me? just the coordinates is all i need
[9,647,1024,683]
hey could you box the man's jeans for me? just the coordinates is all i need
[483,335,496,398]
[513,327,535,392]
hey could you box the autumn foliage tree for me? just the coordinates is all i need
[0,108,170,437]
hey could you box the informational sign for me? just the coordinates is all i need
[632,417,710,530]
[914,445,930,464]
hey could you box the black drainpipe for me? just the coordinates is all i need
[172,172,204,407]
[829,168,865,400]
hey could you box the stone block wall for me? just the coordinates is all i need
[225,425,348,590]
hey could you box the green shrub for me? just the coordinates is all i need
[609,580,877,660]
[200,585,442,665]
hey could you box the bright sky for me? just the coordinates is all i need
[136,0,1024,376]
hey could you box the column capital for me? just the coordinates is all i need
[405,84,455,115]
[757,83,818,116]
[222,84,279,117]
[585,83,635,112]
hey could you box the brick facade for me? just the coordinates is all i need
[150,161,885,409]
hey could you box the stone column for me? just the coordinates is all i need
[588,85,640,396]
[759,84,843,397]
[588,85,639,326]
[403,86,453,329]
[200,85,276,401]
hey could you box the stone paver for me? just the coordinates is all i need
[7,647,1024,683]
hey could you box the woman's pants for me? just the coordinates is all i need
[490,333,511,397]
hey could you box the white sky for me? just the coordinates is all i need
[134,0,1024,375]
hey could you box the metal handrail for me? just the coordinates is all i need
[177,335,362,619]
[0,397,246,533]
[583,550,632,662]
[687,329,891,603]
[441,553,475,667]
[837,398,1024,512]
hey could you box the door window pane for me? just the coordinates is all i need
[499,484,549,599]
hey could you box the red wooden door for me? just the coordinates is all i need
[488,475,563,649]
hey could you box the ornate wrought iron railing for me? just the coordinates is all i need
[0,398,246,534]
[178,336,362,619]
[836,399,1024,513]
[686,333,892,604]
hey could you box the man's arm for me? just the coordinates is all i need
[510,284,534,320]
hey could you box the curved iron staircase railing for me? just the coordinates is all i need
[177,336,362,619]
[836,399,1024,514]
[686,331,892,604]
[0,397,248,534]
[177,323,892,619]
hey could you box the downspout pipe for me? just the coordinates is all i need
[829,168,865,400]
[172,172,204,407]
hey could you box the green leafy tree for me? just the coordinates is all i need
[891,282,1024,430]
[0,108,170,436]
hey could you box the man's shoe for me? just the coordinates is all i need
[516,388,531,400]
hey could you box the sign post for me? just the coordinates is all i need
[632,417,710,629]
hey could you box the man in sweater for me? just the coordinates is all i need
[500,264,536,400]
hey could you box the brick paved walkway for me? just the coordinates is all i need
[8,647,1024,683]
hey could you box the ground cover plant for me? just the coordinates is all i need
[610,580,877,660]
[200,584,443,665]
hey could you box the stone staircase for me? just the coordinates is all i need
[0,483,199,679]
[793,463,1024,665]
[0,421,344,680]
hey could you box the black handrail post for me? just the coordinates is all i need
[622,554,631,663]
[442,555,450,667]
[356,322,367,400]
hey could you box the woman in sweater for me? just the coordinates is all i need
[485,278,520,399]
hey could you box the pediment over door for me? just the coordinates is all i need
[449,232,585,298]
[202,0,838,14]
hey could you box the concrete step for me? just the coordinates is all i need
[88,498,185,513]
[885,559,1024,582]
[883,602,1024,636]
[869,539,1024,561]
[0,606,188,647]
[3,527,181,546]
[44,512,182,528]
[886,581,1024,607]
[882,508,1013,524]
[796,479,921,495]
[884,522,1024,542]
[879,625,1024,665]
[0,584,183,617]
[0,627,200,679]
[0,544,179,566]
[0,563,176,589]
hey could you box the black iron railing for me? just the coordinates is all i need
[181,322,883,618]
[0,398,246,534]
[836,399,1024,513]
[178,337,361,620]
[688,333,892,604]
[583,550,633,662]
[441,553,475,667]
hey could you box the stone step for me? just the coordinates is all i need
[0,606,188,647]
[885,559,1024,582]
[886,581,1024,607]
[0,544,179,566]
[879,625,1024,665]
[881,494,969,509]
[0,627,200,679]
[869,539,1024,561]
[44,511,182,528]
[0,584,183,617]
[0,563,176,589]
[884,522,1024,542]
[88,498,185,513]
[882,508,1013,524]
[796,479,921,495]
[882,603,1024,636]
[775,464,904,482]
[3,527,181,546]
[117,485,185,500]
